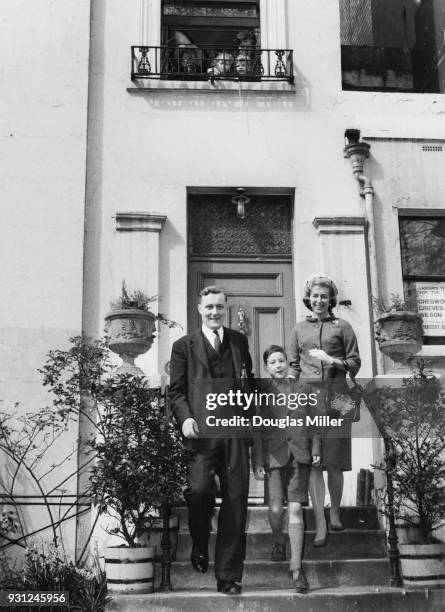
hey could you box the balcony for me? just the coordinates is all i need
[131,46,294,85]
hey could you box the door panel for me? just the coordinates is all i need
[188,261,294,377]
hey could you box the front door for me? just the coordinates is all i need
[187,189,295,500]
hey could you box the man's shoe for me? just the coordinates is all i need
[292,567,309,593]
[217,580,242,594]
[191,547,209,573]
[270,541,286,561]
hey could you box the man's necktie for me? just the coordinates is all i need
[213,329,222,354]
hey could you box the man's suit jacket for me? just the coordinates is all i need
[169,327,253,431]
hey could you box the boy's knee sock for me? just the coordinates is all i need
[288,523,305,571]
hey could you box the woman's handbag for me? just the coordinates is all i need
[329,361,364,422]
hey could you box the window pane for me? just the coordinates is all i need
[411,281,445,336]
[163,1,259,18]
[340,0,445,93]
[399,218,445,276]
[188,194,291,256]
[160,1,261,79]
[162,0,260,48]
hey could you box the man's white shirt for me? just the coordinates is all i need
[202,325,223,350]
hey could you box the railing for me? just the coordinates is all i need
[131,46,294,84]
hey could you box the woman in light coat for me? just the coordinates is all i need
[288,275,361,546]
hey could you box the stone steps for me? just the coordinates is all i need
[107,586,445,612]
[174,529,387,560]
[107,505,398,610]
[175,505,381,533]
[156,558,390,590]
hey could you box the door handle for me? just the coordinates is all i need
[237,306,249,335]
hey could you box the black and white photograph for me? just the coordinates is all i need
[2,1,445,611]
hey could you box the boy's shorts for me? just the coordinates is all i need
[267,456,310,504]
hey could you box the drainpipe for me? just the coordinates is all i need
[343,129,384,376]
[344,130,402,587]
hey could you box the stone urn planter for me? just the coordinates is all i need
[104,308,156,375]
[375,310,423,367]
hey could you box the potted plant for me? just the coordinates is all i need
[104,282,180,375]
[41,337,188,594]
[371,363,445,586]
[90,374,188,593]
[374,294,423,367]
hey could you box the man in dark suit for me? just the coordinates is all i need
[169,285,252,595]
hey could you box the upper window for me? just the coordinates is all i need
[399,216,445,342]
[161,0,261,78]
[340,0,445,93]
[162,0,260,48]
[132,0,293,83]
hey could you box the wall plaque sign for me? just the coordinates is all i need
[415,282,445,336]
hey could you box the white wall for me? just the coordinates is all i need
[0,0,91,559]
[3,0,445,545]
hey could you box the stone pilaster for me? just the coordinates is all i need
[114,212,167,377]
[313,216,381,500]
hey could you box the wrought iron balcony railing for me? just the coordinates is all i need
[131,46,294,84]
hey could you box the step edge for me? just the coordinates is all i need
[169,558,390,566]
[110,585,445,598]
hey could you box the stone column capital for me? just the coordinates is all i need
[313,216,367,235]
[115,212,167,233]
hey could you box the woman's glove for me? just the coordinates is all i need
[308,348,334,365]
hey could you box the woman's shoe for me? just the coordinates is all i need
[313,530,327,547]
[329,510,344,531]
[330,523,344,531]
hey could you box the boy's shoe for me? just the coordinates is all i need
[270,541,286,561]
[292,567,309,593]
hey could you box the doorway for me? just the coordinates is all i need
[187,188,295,500]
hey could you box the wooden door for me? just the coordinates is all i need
[188,260,295,377]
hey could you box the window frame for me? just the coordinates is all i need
[138,0,286,51]
[339,0,445,94]
[398,211,445,345]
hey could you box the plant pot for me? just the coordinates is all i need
[137,516,179,561]
[375,311,423,366]
[399,542,445,586]
[104,309,156,375]
[395,523,423,545]
[105,545,155,593]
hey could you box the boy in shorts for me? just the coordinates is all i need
[252,345,321,593]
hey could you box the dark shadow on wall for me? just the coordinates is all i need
[82,0,106,340]
[158,217,186,371]
[127,66,312,112]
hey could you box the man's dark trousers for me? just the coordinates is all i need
[169,326,252,583]
[186,437,249,581]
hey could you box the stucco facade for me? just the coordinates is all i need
[2,0,445,559]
